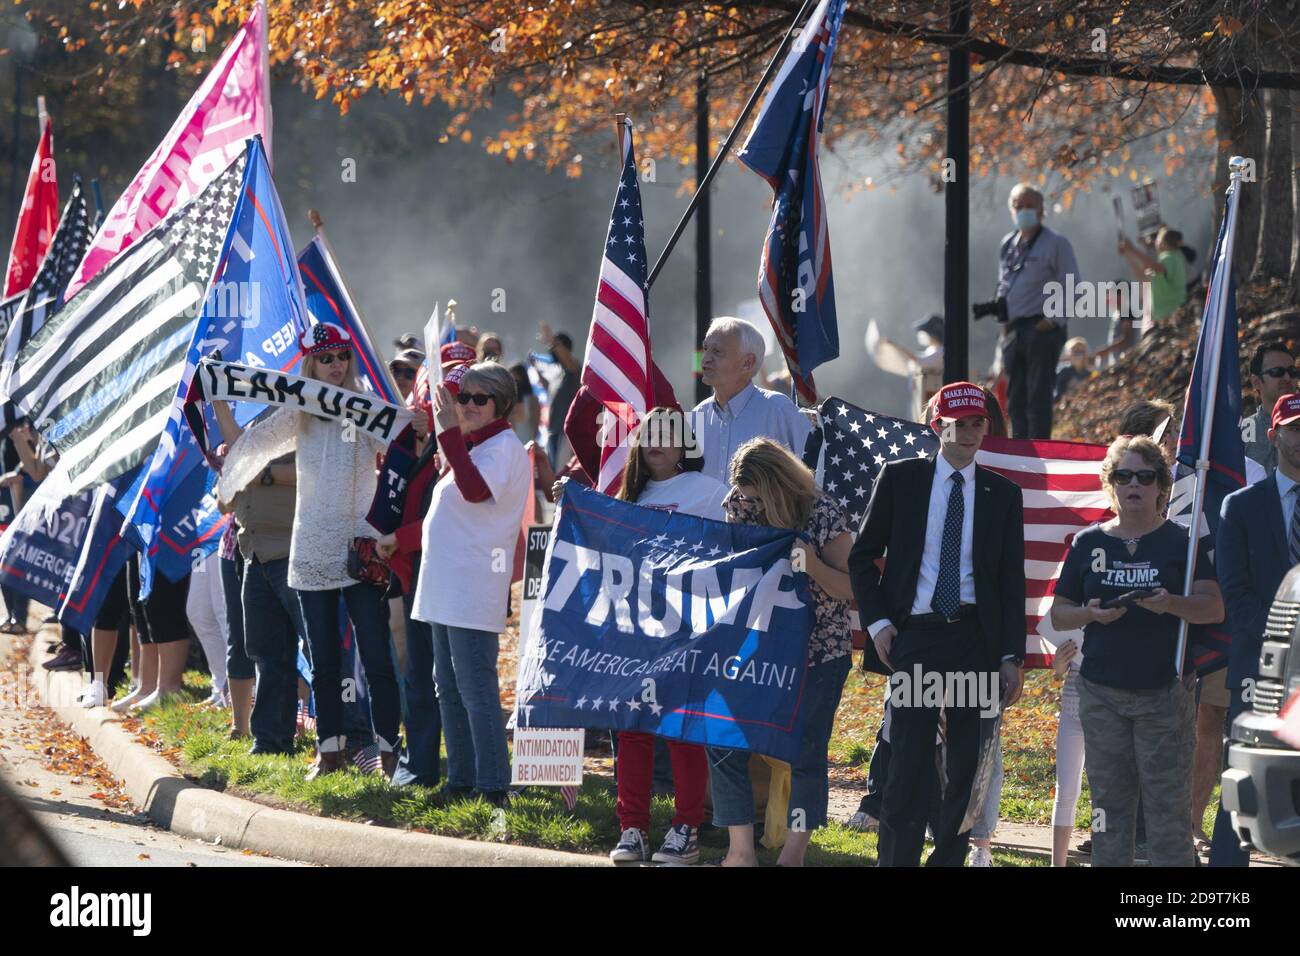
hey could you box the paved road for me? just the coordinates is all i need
[1,629,305,868]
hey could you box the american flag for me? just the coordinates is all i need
[737,0,846,403]
[809,398,1111,666]
[6,152,245,505]
[0,176,94,429]
[574,118,653,494]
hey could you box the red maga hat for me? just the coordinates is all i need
[444,363,470,396]
[440,341,476,369]
[300,322,353,356]
[931,381,989,421]
[1270,391,1300,435]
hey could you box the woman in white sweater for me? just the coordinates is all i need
[214,323,401,779]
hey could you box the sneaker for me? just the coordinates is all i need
[609,827,649,863]
[967,845,993,867]
[652,823,700,865]
[847,810,879,832]
[80,681,107,708]
[42,646,83,671]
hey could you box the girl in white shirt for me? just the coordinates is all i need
[214,323,400,780]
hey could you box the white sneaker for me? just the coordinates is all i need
[80,681,107,708]
[967,845,993,867]
[847,811,879,832]
[609,827,648,863]
[111,686,145,713]
[130,688,166,713]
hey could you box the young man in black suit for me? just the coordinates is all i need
[848,382,1027,866]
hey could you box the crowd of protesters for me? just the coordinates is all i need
[14,253,1296,866]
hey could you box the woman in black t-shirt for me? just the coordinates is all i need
[1051,435,1223,868]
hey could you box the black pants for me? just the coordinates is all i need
[858,701,942,823]
[1002,318,1065,439]
[877,617,989,867]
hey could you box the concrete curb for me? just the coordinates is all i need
[26,629,607,867]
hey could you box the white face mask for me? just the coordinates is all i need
[917,332,933,348]
[1014,208,1040,231]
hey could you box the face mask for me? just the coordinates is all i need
[916,332,932,349]
[1014,208,1040,232]
[724,494,767,526]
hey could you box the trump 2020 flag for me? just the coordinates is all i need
[736,0,845,403]
[1172,184,1248,675]
[515,483,815,761]
[116,135,306,595]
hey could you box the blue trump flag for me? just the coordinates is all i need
[116,136,308,596]
[515,483,815,761]
[1172,181,1248,676]
[736,0,845,403]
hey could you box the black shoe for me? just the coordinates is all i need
[443,785,475,801]
[475,789,518,808]
[249,743,295,757]
[42,645,83,671]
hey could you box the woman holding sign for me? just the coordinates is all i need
[411,362,531,806]
[606,407,728,866]
[1050,435,1223,867]
[711,438,855,867]
[213,323,402,780]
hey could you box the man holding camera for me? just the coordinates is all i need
[991,183,1079,440]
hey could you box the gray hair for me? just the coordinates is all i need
[706,316,766,365]
[1007,182,1043,211]
[459,361,517,419]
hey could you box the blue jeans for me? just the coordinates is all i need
[2,583,29,625]
[220,556,255,681]
[297,584,401,751]
[709,655,851,831]
[393,593,441,787]
[430,622,509,792]
[242,556,304,754]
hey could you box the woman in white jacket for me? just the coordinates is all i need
[213,323,400,779]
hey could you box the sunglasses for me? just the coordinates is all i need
[316,351,352,366]
[456,392,493,407]
[1111,469,1159,486]
[1260,366,1300,380]
[389,364,417,380]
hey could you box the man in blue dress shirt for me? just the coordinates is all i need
[692,316,812,484]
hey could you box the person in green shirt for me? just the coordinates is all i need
[1120,226,1188,325]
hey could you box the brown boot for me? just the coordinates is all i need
[381,750,398,779]
[305,750,346,781]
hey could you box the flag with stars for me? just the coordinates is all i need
[736,0,846,403]
[3,148,247,510]
[0,175,95,431]
[515,482,815,761]
[570,117,655,495]
[808,397,1112,667]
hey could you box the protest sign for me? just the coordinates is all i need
[515,483,814,761]
[197,358,413,442]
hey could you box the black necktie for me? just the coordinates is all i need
[933,471,965,619]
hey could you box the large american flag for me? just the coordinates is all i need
[808,397,1111,667]
[577,118,653,494]
[737,0,846,403]
[6,152,245,505]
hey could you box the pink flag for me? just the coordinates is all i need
[64,4,271,298]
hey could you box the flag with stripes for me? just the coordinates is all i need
[570,118,654,494]
[0,175,94,428]
[6,150,246,510]
[809,398,1111,666]
[736,0,845,403]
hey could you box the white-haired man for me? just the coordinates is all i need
[693,316,812,484]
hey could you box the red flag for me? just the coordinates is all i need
[4,117,58,297]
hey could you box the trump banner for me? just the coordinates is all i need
[514,483,815,761]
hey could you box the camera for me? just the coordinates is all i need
[972,297,1009,323]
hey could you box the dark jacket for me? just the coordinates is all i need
[1217,474,1292,693]
[847,455,1026,674]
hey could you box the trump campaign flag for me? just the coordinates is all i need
[515,483,815,760]
[1171,176,1249,676]
[4,110,58,297]
[65,3,270,299]
[736,0,845,402]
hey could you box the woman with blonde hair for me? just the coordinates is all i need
[1050,435,1223,866]
[710,437,855,866]
[213,323,402,779]
[605,407,728,865]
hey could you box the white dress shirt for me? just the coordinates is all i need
[868,454,976,638]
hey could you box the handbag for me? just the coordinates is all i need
[347,536,390,587]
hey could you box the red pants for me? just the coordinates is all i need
[615,731,707,832]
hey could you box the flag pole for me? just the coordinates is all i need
[645,0,817,289]
[305,208,401,398]
[1173,156,1247,679]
